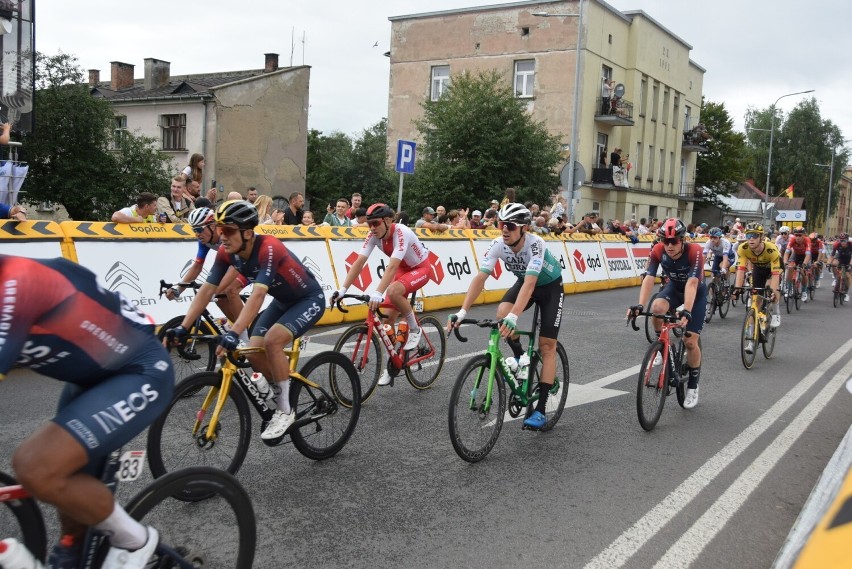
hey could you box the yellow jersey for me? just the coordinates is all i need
[736,240,782,273]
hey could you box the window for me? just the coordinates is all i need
[514,60,535,98]
[669,151,675,184]
[431,65,450,101]
[639,77,647,116]
[630,204,636,220]
[672,94,679,129]
[649,205,657,220]
[662,89,670,125]
[651,83,659,121]
[601,65,612,83]
[684,105,692,132]
[596,132,608,168]
[160,114,186,151]
[648,145,655,181]
[634,142,642,180]
[112,115,127,150]
[592,201,600,213]
[658,148,665,182]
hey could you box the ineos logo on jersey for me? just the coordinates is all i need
[91,383,160,435]
[16,341,71,369]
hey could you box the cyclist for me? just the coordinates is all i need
[447,203,563,429]
[1,255,173,568]
[774,225,790,259]
[783,227,812,302]
[163,204,250,344]
[626,218,705,409]
[807,232,826,289]
[167,200,325,440]
[332,203,432,386]
[702,226,735,286]
[732,223,782,352]
[830,232,852,302]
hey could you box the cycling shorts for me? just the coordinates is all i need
[751,266,773,291]
[252,290,326,340]
[53,334,174,473]
[710,252,733,273]
[392,263,432,296]
[655,281,707,335]
[501,278,564,339]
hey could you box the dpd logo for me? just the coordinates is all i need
[572,250,586,274]
[426,251,445,284]
[446,256,472,280]
[344,251,372,291]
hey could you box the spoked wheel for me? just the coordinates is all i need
[636,341,667,431]
[741,309,758,369]
[289,351,361,460]
[762,319,777,359]
[333,324,381,403]
[112,467,256,569]
[448,354,506,462]
[794,280,802,310]
[157,316,217,382]
[525,342,570,431]
[644,295,658,343]
[0,471,47,563]
[704,283,716,324]
[404,315,447,389]
[718,283,731,319]
[147,372,252,500]
[834,288,841,307]
[785,283,794,314]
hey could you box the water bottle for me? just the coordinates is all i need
[504,356,519,377]
[517,353,531,381]
[216,317,232,332]
[383,323,394,340]
[251,372,271,400]
[395,322,409,345]
[0,538,45,569]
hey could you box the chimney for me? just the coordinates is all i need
[144,58,171,90]
[264,53,279,73]
[88,69,100,87]
[110,61,135,91]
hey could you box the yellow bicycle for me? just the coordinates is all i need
[739,287,777,369]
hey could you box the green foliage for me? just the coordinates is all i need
[408,70,562,214]
[695,100,749,207]
[22,52,174,220]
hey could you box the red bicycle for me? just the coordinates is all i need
[332,293,446,402]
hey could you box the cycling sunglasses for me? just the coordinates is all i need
[367,219,384,228]
[192,224,212,235]
[745,232,762,239]
[661,238,680,245]
[498,221,520,231]
[216,225,241,237]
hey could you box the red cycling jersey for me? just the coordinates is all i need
[786,236,812,260]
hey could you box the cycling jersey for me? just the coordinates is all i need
[358,223,429,270]
[206,234,321,302]
[736,240,782,273]
[479,232,561,285]
[646,242,704,285]
[702,237,733,258]
[832,241,852,264]
[785,236,812,261]
[194,238,249,288]
[808,238,825,258]
[775,235,788,256]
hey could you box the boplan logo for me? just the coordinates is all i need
[344,251,372,291]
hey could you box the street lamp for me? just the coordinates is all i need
[763,89,814,227]
[532,2,584,223]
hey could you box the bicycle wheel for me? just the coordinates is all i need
[785,282,794,314]
[762,319,777,359]
[111,467,256,569]
[794,280,802,310]
[741,309,758,369]
[333,323,381,403]
[448,354,507,462]
[704,283,716,323]
[0,471,47,563]
[644,296,657,343]
[834,288,840,307]
[525,342,570,431]
[289,351,361,460]
[405,315,447,389]
[718,284,731,319]
[147,372,252,497]
[636,341,667,431]
[157,315,217,381]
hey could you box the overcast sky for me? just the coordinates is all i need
[37,0,850,145]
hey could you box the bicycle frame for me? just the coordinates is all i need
[640,315,685,389]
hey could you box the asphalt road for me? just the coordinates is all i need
[2,284,850,569]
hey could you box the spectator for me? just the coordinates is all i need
[500,187,516,208]
[598,146,607,168]
[270,208,285,225]
[157,175,194,222]
[550,194,567,219]
[245,187,258,204]
[531,216,550,234]
[415,206,448,232]
[182,153,204,183]
[469,210,485,229]
[346,193,362,219]
[486,199,500,216]
[567,212,599,235]
[255,194,273,224]
[226,191,243,201]
[323,198,352,226]
[482,208,498,229]
[590,212,603,232]
[550,215,569,236]
[112,192,158,223]
[600,77,612,114]
[448,208,470,229]
[352,207,368,227]
[282,192,304,225]
[732,217,744,232]
[0,202,26,221]
[637,218,650,235]
[609,219,628,236]
[435,205,447,219]
[395,211,410,226]
[529,203,541,217]
[0,122,11,145]
[300,210,316,226]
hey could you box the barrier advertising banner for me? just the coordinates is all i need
[630,243,653,276]
[0,220,65,259]
[600,243,638,279]
[562,241,608,282]
[469,236,521,291]
[542,239,575,285]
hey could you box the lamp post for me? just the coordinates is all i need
[763,89,814,228]
[532,1,584,223]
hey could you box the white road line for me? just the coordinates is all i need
[583,336,852,569]
[653,355,852,568]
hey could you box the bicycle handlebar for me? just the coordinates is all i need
[332,293,388,319]
[159,279,202,298]
[449,317,500,343]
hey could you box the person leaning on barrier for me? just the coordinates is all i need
[414,206,448,232]
[0,202,27,221]
[283,191,304,225]
[157,175,194,222]
[111,192,158,223]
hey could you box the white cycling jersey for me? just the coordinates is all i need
[357,223,429,269]
[703,237,733,257]
[479,232,561,285]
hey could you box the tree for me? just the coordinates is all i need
[694,100,749,208]
[408,70,562,213]
[22,52,173,220]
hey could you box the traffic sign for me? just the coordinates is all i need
[396,140,416,174]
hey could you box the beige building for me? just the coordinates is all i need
[387,0,706,224]
[90,53,309,207]
[829,166,852,237]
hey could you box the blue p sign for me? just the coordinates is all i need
[396,140,416,174]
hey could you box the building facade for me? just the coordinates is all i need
[387,0,706,224]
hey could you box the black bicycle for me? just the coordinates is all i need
[704,270,731,323]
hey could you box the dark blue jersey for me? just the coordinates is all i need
[646,242,705,287]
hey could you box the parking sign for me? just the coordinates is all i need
[396,140,416,174]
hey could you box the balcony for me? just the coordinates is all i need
[682,126,711,152]
[594,97,634,126]
[677,182,701,201]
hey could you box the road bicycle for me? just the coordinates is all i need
[1,450,255,567]
[332,293,446,402]
[833,264,850,307]
[805,262,822,301]
[641,272,670,343]
[739,287,777,369]
[629,310,693,431]
[782,264,804,313]
[147,339,360,500]
[704,269,731,323]
[447,306,569,463]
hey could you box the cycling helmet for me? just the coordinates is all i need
[779,225,790,234]
[736,233,747,242]
[708,227,723,238]
[657,218,686,240]
[745,222,764,234]
[497,203,532,226]
[366,203,395,220]
[215,200,258,229]
[187,207,214,228]
[792,226,805,235]
[839,232,849,240]
[809,232,818,240]
[700,223,709,229]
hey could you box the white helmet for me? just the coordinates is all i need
[187,207,214,228]
[780,225,790,234]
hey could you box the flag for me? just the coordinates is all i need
[784,184,794,198]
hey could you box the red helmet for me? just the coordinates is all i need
[366,203,395,220]
[657,218,686,240]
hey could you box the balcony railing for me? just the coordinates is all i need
[595,97,634,124]
[682,125,710,152]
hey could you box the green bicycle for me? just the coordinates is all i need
[447,308,569,463]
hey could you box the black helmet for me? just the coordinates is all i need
[497,203,532,226]
[792,226,805,235]
[657,218,686,240]
[366,203,395,220]
[215,200,258,229]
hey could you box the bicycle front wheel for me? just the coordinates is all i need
[762,320,777,359]
[644,295,657,343]
[157,315,217,381]
[704,283,716,323]
[0,471,46,563]
[289,351,361,460]
[636,341,667,431]
[115,467,256,569]
[795,280,802,310]
[526,342,570,431]
[718,284,731,319]
[333,323,381,403]
[448,354,506,462]
[785,283,794,313]
[405,315,447,389]
[147,371,252,494]
[741,309,758,369]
